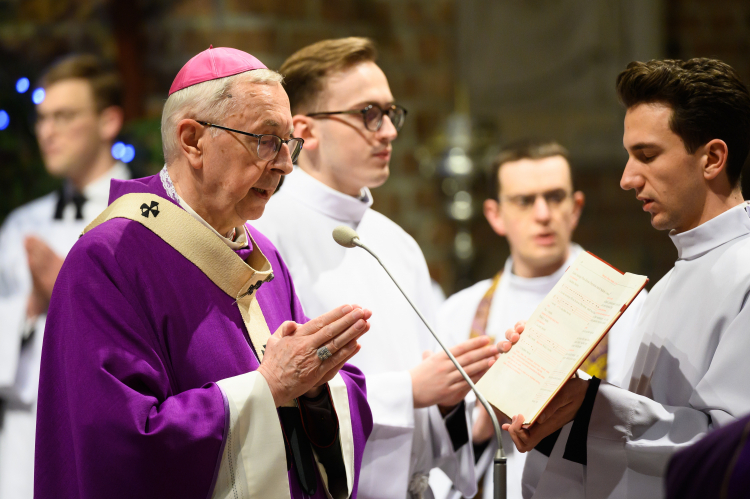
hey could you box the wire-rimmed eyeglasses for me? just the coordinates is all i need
[306,104,407,132]
[196,120,304,163]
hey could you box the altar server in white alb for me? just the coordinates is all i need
[430,140,646,499]
[0,55,128,498]
[255,37,498,499]
[502,58,750,499]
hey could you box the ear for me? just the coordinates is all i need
[293,115,318,151]
[484,199,506,237]
[98,106,124,143]
[176,119,206,170]
[569,191,585,231]
[702,139,729,182]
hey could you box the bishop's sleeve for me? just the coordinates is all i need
[35,238,227,499]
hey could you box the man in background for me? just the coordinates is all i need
[255,37,499,498]
[430,140,646,499]
[0,54,128,498]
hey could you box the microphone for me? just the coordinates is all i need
[332,225,507,499]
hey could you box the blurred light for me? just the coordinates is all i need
[121,145,136,163]
[111,142,126,160]
[16,78,30,93]
[454,230,474,261]
[449,190,473,221]
[32,88,45,104]
[0,110,9,131]
[445,147,473,176]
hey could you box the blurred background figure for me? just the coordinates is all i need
[0,54,127,498]
[430,139,646,499]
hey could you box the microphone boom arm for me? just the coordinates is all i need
[351,237,507,499]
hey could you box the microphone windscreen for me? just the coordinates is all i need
[332,225,360,248]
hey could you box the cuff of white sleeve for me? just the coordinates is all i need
[367,371,415,429]
[588,381,635,441]
[429,402,477,497]
[213,372,290,499]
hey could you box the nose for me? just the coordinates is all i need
[533,195,552,223]
[35,117,54,143]
[620,157,643,192]
[272,142,294,176]
[377,114,398,143]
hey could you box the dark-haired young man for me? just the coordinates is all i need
[0,55,127,498]
[255,37,497,498]
[431,140,646,499]
[503,58,750,498]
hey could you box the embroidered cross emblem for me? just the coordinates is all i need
[140,201,160,218]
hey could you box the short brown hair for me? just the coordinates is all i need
[616,58,750,187]
[279,37,377,114]
[489,139,571,199]
[40,54,123,113]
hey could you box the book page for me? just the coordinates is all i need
[475,252,647,424]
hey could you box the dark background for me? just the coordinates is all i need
[1,0,749,295]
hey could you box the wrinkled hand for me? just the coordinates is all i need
[257,305,371,407]
[24,236,64,316]
[411,336,499,411]
[501,376,589,452]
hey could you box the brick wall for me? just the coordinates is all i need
[1,0,460,285]
[2,0,749,296]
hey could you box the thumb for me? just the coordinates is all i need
[277,321,298,338]
[422,350,431,361]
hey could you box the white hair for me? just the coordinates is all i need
[161,68,284,163]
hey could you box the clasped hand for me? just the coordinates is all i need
[411,335,500,413]
[24,236,64,318]
[498,321,589,452]
[257,304,371,407]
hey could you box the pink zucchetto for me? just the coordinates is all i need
[168,45,267,95]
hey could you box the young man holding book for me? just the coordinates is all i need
[430,140,646,499]
[503,58,750,499]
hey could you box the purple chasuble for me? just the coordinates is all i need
[34,174,372,499]
[666,413,750,499]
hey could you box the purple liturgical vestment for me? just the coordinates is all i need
[666,412,750,499]
[34,173,372,498]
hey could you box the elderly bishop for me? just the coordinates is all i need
[34,47,373,499]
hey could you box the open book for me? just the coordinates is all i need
[475,251,648,425]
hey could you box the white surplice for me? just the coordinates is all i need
[0,162,130,499]
[529,201,750,499]
[428,245,647,499]
[253,168,476,499]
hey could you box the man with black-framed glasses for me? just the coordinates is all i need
[255,37,498,499]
